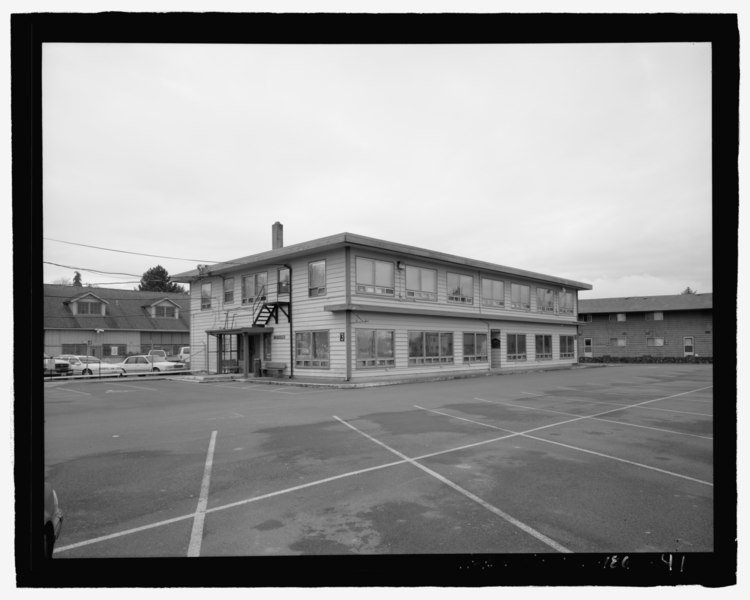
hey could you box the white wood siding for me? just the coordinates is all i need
[347,249,579,323]
[488,320,579,371]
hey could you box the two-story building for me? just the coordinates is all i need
[172,223,592,381]
[576,294,713,361]
[44,284,191,360]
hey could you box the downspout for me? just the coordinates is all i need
[345,247,352,381]
[285,264,293,380]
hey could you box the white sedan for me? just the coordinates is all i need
[55,355,125,377]
[118,355,187,375]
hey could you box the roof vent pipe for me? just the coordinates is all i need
[272,222,284,250]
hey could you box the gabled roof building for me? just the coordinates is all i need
[577,293,713,360]
[43,284,191,359]
[173,223,592,380]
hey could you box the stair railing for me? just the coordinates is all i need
[252,284,267,325]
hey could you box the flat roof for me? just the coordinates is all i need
[173,232,592,290]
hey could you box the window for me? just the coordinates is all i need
[577,314,592,322]
[295,331,330,368]
[645,312,664,321]
[356,329,395,367]
[242,273,267,304]
[77,300,102,315]
[309,260,327,297]
[536,288,555,313]
[356,258,394,296]
[511,283,530,310]
[406,266,437,301]
[201,282,212,310]
[535,335,552,359]
[278,268,290,295]
[463,333,488,363]
[154,304,176,318]
[223,278,234,303]
[62,344,88,355]
[507,334,527,361]
[647,338,665,347]
[610,338,627,346]
[408,331,453,365]
[609,313,627,322]
[447,273,474,304]
[559,291,575,314]
[560,335,576,358]
[102,344,124,357]
[481,279,505,307]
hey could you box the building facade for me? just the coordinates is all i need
[44,284,191,360]
[173,224,592,380]
[576,294,713,360]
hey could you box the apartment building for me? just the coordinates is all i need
[577,294,713,360]
[43,284,191,359]
[172,223,592,381]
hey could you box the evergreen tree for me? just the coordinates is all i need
[73,271,83,287]
[138,265,185,293]
[680,286,698,295]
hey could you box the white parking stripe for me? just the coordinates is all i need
[50,387,91,396]
[416,403,713,487]
[474,397,713,441]
[111,383,158,392]
[187,430,217,557]
[333,416,571,553]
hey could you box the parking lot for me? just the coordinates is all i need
[44,364,714,560]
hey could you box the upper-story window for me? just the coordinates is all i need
[154,304,177,318]
[309,260,326,297]
[481,278,505,307]
[510,283,530,310]
[609,313,627,322]
[559,291,575,314]
[356,257,394,296]
[201,282,212,310]
[536,288,555,313]
[447,273,473,304]
[645,311,664,321]
[577,314,592,322]
[278,268,290,295]
[242,272,267,304]
[223,278,234,303]
[405,266,437,301]
[76,299,103,315]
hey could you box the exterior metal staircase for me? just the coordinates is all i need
[251,285,291,327]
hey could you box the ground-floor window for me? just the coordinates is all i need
[61,343,88,355]
[102,344,126,358]
[507,334,527,361]
[535,335,552,360]
[647,337,665,347]
[295,331,330,368]
[408,331,454,365]
[356,329,395,368]
[463,332,488,363]
[610,338,627,347]
[560,335,576,359]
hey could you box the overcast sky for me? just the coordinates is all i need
[42,41,713,299]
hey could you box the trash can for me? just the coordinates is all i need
[253,358,262,377]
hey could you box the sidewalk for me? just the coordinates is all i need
[178,362,596,389]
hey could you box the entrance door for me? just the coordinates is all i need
[683,336,695,357]
[584,338,593,358]
[490,330,501,368]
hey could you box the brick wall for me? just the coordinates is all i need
[577,309,712,359]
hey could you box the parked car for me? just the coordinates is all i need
[43,482,63,558]
[43,354,71,377]
[117,355,186,375]
[178,346,191,363]
[55,355,125,377]
[147,349,168,361]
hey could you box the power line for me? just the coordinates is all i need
[43,262,144,278]
[44,237,242,265]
